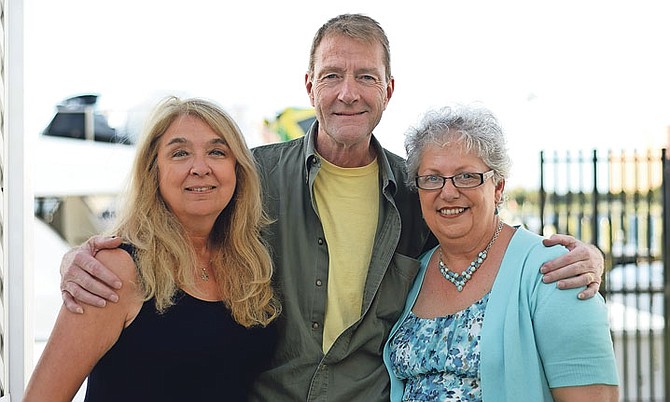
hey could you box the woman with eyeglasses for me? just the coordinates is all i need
[382,104,619,401]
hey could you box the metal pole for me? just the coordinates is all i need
[592,149,599,248]
[539,151,546,235]
[84,105,95,141]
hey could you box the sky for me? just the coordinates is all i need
[24,0,670,190]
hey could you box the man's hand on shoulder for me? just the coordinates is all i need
[60,235,124,313]
[540,234,604,300]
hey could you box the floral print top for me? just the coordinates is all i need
[388,293,490,401]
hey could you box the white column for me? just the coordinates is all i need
[6,0,31,400]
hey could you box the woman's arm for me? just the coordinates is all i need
[24,248,141,401]
[552,384,619,402]
[532,264,619,400]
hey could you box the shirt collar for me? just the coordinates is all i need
[301,120,398,193]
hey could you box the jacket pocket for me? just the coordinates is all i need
[375,252,420,323]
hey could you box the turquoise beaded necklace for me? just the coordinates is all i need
[438,220,504,292]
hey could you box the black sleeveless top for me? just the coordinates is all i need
[84,244,278,402]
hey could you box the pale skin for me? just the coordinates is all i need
[25,248,141,401]
[25,115,234,400]
[413,142,617,401]
[307,33,393,168]
[59,34,604,311]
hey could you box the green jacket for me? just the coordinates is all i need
[250,123,434,402]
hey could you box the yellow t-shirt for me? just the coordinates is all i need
[314,156,379,353]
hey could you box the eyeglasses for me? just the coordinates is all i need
[415,170,495,190]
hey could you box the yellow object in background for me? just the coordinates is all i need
[264,107,316,142]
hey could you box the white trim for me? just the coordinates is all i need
[7,0,29,400]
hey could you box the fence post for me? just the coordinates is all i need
[592,150,599,247]
[539,151,546,235]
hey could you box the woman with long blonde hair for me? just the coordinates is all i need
[25,96,280,402]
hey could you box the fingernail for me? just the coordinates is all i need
[76,307,84,314]
[578,293,585,300]
[113,281,123,289]
[97,300,107,308]
[110,294,119,303]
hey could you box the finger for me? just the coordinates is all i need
[578,281,601,300]
[554,273,595,290]
[540,248,589,274]
[62,263,119,303]
[73,252,123,290]
[542,234,577,249]
[61,280,111,307]
[89,235,123,255]
[61,291,84,314]
[542,264,580,284]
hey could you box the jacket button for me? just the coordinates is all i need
[312,322,320,329]
[316,279,323,286]
[318,238,324,245]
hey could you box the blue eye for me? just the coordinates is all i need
[453,172,484,187]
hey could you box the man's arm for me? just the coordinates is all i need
[60,235,124,313]
[540,234,605,300]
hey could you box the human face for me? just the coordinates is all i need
[417,141,504,247]
[156,115,237,231]
[306,34,394,165]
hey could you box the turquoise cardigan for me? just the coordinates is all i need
[383,227,619,401]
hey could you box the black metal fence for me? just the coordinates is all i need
[538,148,667,402]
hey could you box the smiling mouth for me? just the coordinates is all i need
[334,111,365,116]
[439,207,466,216]
[186,186,215,192]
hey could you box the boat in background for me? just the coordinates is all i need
[34,94,135,246]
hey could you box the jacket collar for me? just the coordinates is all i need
[301,120,398,194]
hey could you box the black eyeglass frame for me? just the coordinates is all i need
[415,169,495,190]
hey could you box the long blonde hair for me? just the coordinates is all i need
[112,96,280,327]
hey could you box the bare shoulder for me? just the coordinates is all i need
[96,248,140,294]
[94,247,143,328]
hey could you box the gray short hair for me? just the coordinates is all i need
[404,104,511,191]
